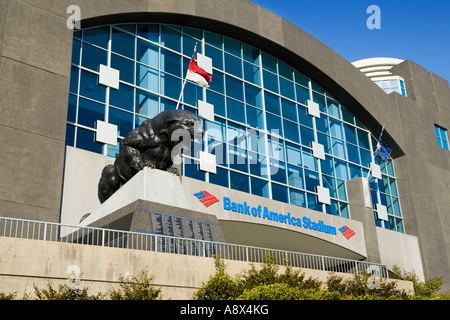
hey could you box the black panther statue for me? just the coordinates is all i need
[97,109,203,204]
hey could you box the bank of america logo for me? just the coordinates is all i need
[339,226,356,240]
[194,191,219,207]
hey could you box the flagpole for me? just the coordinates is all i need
[176,42,198,110]
[366,123,386,179]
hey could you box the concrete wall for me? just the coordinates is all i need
[390,60,450,290]
[0,237,413,300]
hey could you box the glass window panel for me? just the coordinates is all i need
[230,171,249,193]
[227,122,246,148]
[243,62,261,86]
[389,178,398,197]
[286,142,302,166]
[227,98,245,124]
[65,124,75,146]
[112,27,135,59]
[109,82,134,111]
[69,66,79,94]
[208,140,227,166]
[326,97,340,118]
[281,99,297,122]
[287,164,304,189]
[160,72,181,100]
[183,27,202,55]
[311,82,325,94]
[349,163,362,179]
[205,31,222,49]
[249,153,268,178]
[225,75,244,101]
[160,96,177,111]
[295,84,309,105]
[209,70,224,94]
[136,63,159,93]
[205,44,223,70]
[266,113,282,136]
[136,89,159,118]
[183,82,203,106]
[317,132,332,154]
[278,61,293,80]
[298,105,313,128]
[289,189,306,208]
[264,91,280,115]
[294,70,309,87]
[300,125,314,147]
[279,77,295,100]
[360,148,372,168]
[137,39,159,68]
[336,179,347,201]
[160,25,181,51]
[321,156,335,177]
[209,167,229,188]
[207,119,226,142]
[344,123,357,145]
[224,53,242,78]
[334,159,349,180]
[346,143,360,164]
[76,127,103,154]
[329,118,344,139]
[261,52,277,72]
[184,160,205,181]
[81,43,107,71]
[315,114,329,133]
[72,39,81,65]
[312,91,326,113]
[83,26,109,48]
[107,138,122,158]
[302,149,317,171]
[246,105,264,130]
[268,136,284,161]
[135,115,150,127]
[137,24,159,42]
[322,175,336,198]
[67,94,77,123]
[79,70,106,102]
[304,169,319,192]
[263,70,279,93]
[224,36,241,57]
[206,90,225,117]
[109,107,133,137]
[251,177,269,198]
[307,192,321,211]
[160,48,181,77]
[272,183,288,203]
[341,107,355,124]
[111,54,134,84]
[270,160,286,184]
[283,119,299,143]
[325,200,340,216]
[242,43,259,65]
[357,129,370,149]
[245,83,262,108]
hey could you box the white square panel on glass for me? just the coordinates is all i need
[198,100,215,122]
[99,64,120,89]
[96,120,118,145]
[371,162,382,180]
[376,203,388,221]
[312,141,325,160]
[316,185,331,205]
[196,53,213,75]
[306,99,320,118]
[199,151,216,174]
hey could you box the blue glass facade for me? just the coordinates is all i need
[67,23,404,233]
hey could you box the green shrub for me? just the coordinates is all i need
[108,267,161,300]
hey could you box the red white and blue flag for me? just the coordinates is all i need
[186,44,212,88]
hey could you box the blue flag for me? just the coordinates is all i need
[374,128,393,162]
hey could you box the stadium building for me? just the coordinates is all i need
[1,0,449,296]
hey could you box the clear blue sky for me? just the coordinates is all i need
[251,0,450,82]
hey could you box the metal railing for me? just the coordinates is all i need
[0,216,389,278]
